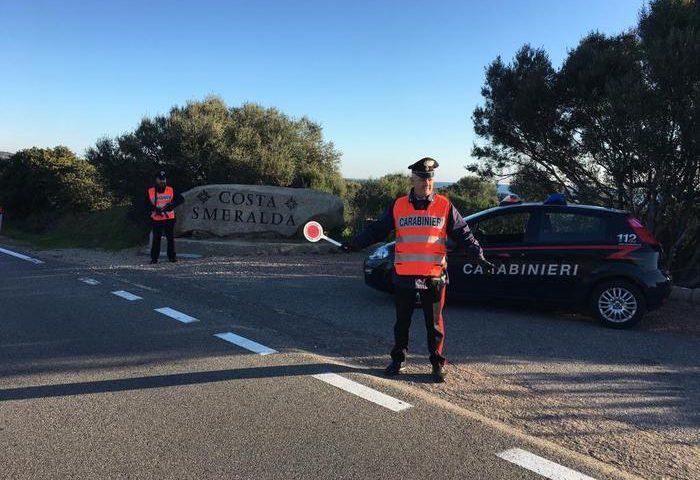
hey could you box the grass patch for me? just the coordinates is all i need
[1,206,150,250]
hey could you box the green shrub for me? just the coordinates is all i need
[343,173,410,235]
[439,176,499,216]
[350,174,410,218]
[0,147,109,221]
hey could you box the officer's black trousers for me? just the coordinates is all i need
[391,284,447,367]
[150,219,176,261]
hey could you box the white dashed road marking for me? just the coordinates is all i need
[154,307,198,323]
[79,277,100,285]
[497,448,597,480]
[313,373,412,412]
[111,290,143,301]
[0,247,44,264]
[214,332,278,355]
[115,277,159,292]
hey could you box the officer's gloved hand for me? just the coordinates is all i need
[339,242,354,253]
[162,202,174,212]
[154,207,164,216]
[477,253,496,274]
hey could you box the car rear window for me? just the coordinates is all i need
[540,212,610,243]
[473,212,530,245]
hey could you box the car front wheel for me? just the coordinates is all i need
[590,280,646,329]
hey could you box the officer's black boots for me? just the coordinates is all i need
[432,364,447,383]
[384,360,405,376]
[384,361,446,382]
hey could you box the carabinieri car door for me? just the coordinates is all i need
[447,207,537,301]
[522,207,617,304]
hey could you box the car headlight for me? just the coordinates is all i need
[368,245,390,260]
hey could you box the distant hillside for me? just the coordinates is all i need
[0,151,13,160]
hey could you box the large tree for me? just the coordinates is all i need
[86,96,345,208]
[471,0,700,285]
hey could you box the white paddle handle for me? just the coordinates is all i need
[321,235,342,247]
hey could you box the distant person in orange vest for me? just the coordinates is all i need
[146,170,184,264]
[341,158,494,383]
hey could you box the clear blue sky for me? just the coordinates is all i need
[1,0,645,181]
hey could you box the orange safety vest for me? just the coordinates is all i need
[148,186,176,221]
[393,194,450,277]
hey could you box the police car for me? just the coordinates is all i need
[363,196,672,328]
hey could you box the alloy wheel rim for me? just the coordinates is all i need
[598,287,638,323]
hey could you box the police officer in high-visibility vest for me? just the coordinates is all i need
[342,158,495,383]
[146,170,184,264]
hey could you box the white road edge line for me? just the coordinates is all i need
[313,372,412,412]
[154,307,198,323]
[0,247,44,264]
[497,448,597,480]
[79,277,100,285]
[214,332,278,355]
[111,290,142,301]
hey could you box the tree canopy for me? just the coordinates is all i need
[86,96,345,207]
[471,0,700,285]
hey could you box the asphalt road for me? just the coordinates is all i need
[1,245,697,479]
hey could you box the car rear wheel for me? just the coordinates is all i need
[590,280,646,329]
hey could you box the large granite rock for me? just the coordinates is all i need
[174,184,343,238]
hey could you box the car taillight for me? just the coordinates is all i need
[627,216,659,245]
